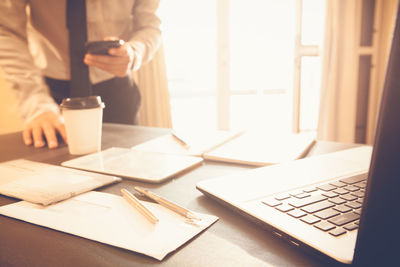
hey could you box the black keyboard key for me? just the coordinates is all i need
[333,204,352,213]
[317,184,337,191]
[322,191,339,198]
[301,200,335,213]
[329,197,346,205]
[288,194,327,208]
[262,198,282,207]
[314,221,336,231]
[300,215,320,224]
[354,181,367,189]
[328,212,359,226]
[330,181,347,187]
[340,173,367,184]
[343,185,360,192]
[303,187,317,193]
[345,201,362,209]
[351,191,365,198]
[314,208,340,219]
[354,208,362,215]
[288,209,307,218]
[340,194,357,201]
[329,228,347,236]
[333,188,349,195]
[289,190,305,196]
[344,223,358,231]
[276,204,294,212]
[275,193,291,201]
[294,192,311,199]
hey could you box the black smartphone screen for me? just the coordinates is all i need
[85,40,124,55]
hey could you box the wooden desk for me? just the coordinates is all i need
[0,123,358,267]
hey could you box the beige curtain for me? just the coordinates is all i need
[133,43,172,128]
[317,0,397,144]
[365,0,398,143]
[317,0,359,143]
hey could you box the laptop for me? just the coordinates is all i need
[196,4,400,266]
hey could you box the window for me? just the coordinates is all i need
[159,0,325,134]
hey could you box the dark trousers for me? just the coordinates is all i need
[46,76,141,125]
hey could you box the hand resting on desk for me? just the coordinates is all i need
[23,111,67,149]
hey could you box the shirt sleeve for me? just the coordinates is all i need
[126,0,162,71]
[0,0,59,123]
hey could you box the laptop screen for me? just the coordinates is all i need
[353,3,400,266]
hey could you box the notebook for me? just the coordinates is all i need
[197,4,400,266]
[0,159,120,205]
[131,130,242,157]
[62,147,203,183]
[203,131,316,166]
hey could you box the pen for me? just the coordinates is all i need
[120,188,159,224]
[134,186,201,221]
[171,131,191,149]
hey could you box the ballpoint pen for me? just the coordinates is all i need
[134,186,201,221]
[171,130,191,149]
[120,188,159,224]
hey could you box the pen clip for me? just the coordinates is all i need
[121,188,159,224]
[134,186,201,221]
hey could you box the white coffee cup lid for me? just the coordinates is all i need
[60,96,105,109]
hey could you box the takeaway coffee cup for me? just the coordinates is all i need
[60,96,105,155]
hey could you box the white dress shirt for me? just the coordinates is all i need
[0,0,161,123]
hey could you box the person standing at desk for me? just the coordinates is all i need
[0,0,161,149]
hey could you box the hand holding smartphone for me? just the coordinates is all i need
[85,40,124,55]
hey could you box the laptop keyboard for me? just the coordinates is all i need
[261,173,367,237]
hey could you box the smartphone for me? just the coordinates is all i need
[85,40,124,55]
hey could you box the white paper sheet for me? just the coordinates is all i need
[0,191,218,260]
[0,159,120,205]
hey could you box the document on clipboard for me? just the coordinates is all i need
[61,147,203,183]
[0,191,219,260]
[0,159,120,205]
